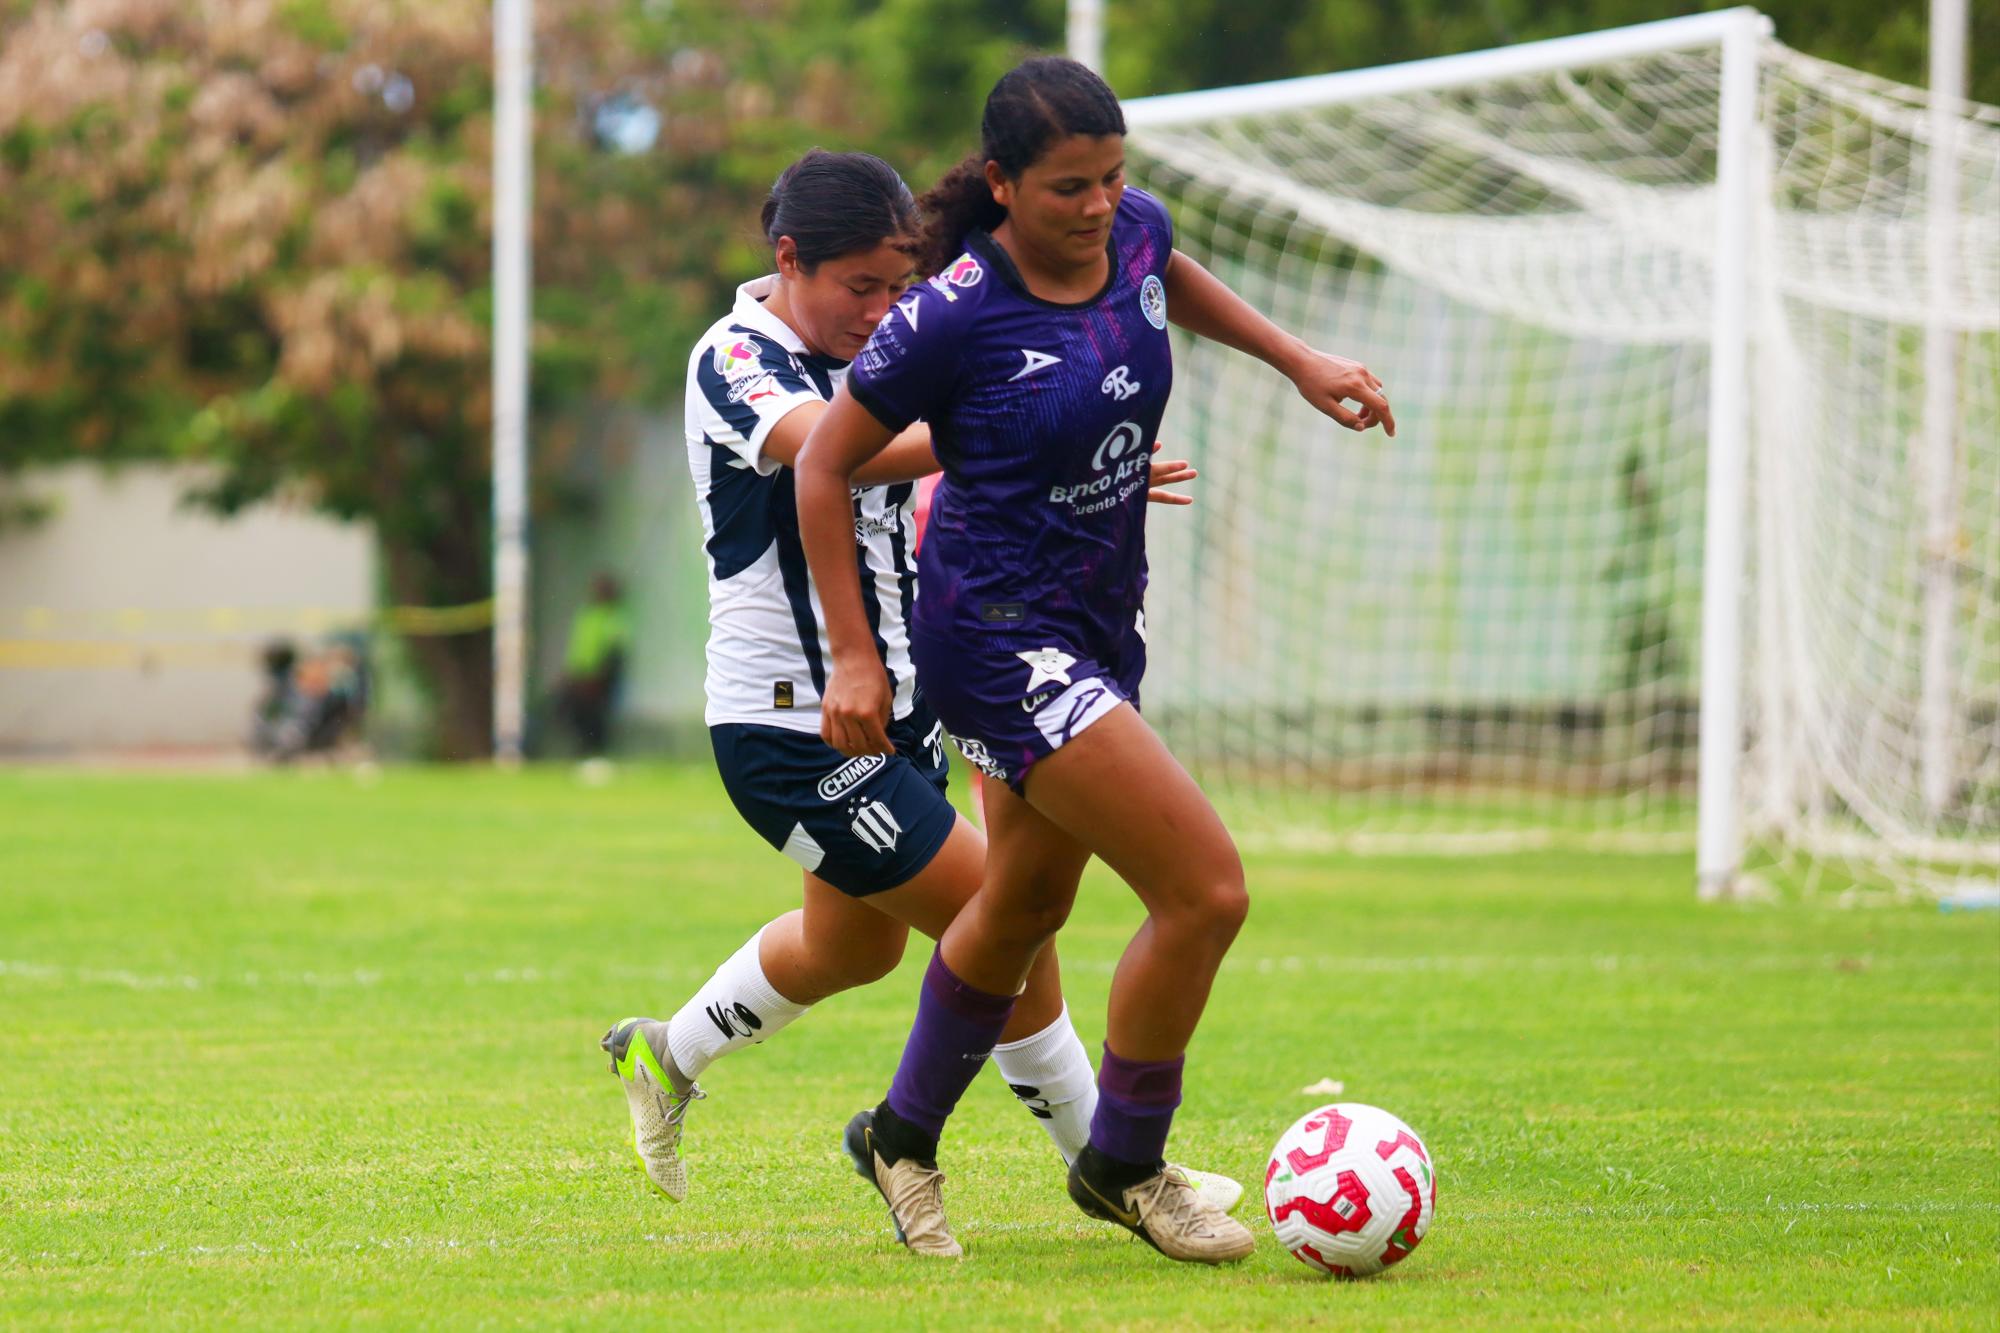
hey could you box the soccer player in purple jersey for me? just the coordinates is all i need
[797,59,1394,1263]
[597,149,1233,1240]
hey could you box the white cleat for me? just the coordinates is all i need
[1174,1165,1246,1215]
[601,1017,704,1201]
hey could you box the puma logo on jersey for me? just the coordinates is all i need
[1101,365,1141,399]
[1010,349,1063,381]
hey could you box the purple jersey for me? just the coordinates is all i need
[849,188,1175,661]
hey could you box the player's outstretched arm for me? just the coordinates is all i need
[1163,249,1394,437]
[759,403,939,483]
[795,385,900,757]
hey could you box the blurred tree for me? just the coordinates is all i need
[0,0,1983,755]
[1105,0,1995,104]
[0,0,879,756]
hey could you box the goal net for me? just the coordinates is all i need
[1125,11,2000,894]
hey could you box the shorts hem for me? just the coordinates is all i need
[815,804,959,899]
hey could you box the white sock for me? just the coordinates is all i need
[992,1004,1098,1164]
[665,926,810,1079]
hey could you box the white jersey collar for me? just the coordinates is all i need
[731,276,807,354]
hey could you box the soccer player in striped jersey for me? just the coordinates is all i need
[600,149,1227,1250]
[798,61,1393,1263]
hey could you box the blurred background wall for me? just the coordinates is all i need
[0,463,372,753]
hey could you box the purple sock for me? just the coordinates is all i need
[1089,1045,1184,1167]
[884,950,1018,1142]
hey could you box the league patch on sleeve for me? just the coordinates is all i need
[714,338,765,379]
[726,371,781,404]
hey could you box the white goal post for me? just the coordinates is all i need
[1122,8,2000,896]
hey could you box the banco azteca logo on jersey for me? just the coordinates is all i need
[714,338,762,378]
[1051,420,1148,515]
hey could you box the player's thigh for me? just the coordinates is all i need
[864,812,989,940]
[975,773,1094,931]
[1020,701,1245,923]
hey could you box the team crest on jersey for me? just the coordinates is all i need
[1140,274,1167,329]
[849,799,903,855]
[714,338,763,378]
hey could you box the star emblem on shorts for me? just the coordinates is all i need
[1016,647,1076,691]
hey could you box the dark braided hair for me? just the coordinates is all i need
[760,148,920,271]
[915,57,1127,276]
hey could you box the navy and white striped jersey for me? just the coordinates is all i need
[685,277,919,732]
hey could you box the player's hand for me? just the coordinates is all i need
[1291,348,1395,437]
[1146,440,1198,506]
[820,659,896,757]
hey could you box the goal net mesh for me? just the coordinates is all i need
[1129,38,2000,891]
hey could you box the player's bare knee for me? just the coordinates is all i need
[837,932,906,987]
[1207,878,1250,940]
[1153,866,1247,946]
[1017,895,1074,946]
[976,896,1071,959]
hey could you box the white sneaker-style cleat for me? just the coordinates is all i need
[1173,1164,1246,1215]
[602,1017,705,1202]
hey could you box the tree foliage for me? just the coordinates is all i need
[0,0,1983,755]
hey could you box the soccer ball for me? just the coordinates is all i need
[1264,1102,1436,1277]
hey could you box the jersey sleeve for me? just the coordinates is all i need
[1118,186,1176,275]
[847,282,967,433]
[690,331,824,474]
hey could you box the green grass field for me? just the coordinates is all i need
[3,764,1995,1329]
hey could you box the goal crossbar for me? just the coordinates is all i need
[1124,7,1772,127]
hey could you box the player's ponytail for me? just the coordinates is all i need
[916,156,1007,276]
[916,56,1127,275]
[762,148,919,271]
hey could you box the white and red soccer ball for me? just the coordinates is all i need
[1264,1102,1436,1278]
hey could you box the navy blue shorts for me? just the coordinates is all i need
[709,696,957,898]
[910,625,1145,795]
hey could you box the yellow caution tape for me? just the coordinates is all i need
[0,600,496,668]
[0,640,259,669]
[3,600,494,636]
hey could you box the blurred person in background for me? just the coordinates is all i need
[556,573,630,763]
[251,635,369,762]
